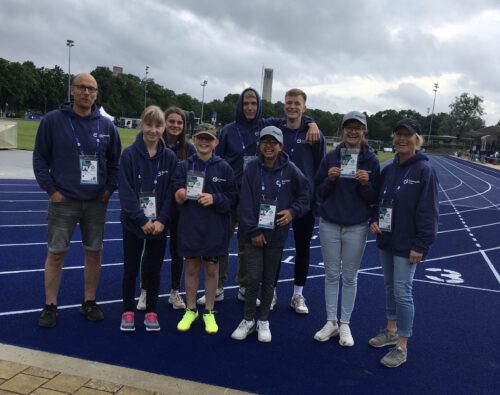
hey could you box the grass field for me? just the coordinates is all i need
[5,118,395,163]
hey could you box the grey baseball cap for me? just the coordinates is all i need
[342,111,367,127]
[259,126,283,144]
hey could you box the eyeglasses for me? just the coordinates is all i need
[260,140,280,146]
[343,126,365,133]
[73,85,98,94]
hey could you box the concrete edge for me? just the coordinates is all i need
[0,343,254,395]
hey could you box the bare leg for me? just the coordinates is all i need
[185,258,201,309]
[203,262,219,310]
[44,252,66,305]
[84,249,102,301]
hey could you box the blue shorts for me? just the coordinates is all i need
[47,197,108,253]
[185,256,220,265]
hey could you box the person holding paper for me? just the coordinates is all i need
[314,111,380,346]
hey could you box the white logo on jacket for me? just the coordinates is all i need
[404,178,420,185]
[212,177,226,183]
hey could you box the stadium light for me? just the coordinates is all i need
[66,40,75,102]
[143,66,149,109]
[200,80,208,123]
[427,83,439,145]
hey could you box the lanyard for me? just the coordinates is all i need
[382,167,411,201]
[236,125,258,155]
[192,157,210,174]
[138,157,161,194]
[67,116,100,155]
[168,140,181,154]
[260,167,284,200]
[289,128,302,159]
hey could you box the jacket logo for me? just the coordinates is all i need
[403,178,420,185]
[212,177,226,183]
[275,179,291,187]
[93,133,110,139]
[158,170,169,177]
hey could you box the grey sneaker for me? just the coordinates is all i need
[136,289,147,311]
[120,311,135,332]
[197,287,224,305]
[369,329,399,347]
[380,346,407,368]
[237,287,261,307]
[257,320,272,343]
[168,290,186,310]
[314,321,339,342]
[144,312,160,332]
[231,319,256,340]
[290,295,309,314]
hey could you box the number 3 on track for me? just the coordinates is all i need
[425,268,464,284]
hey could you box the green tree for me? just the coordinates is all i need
[448,93,485,137]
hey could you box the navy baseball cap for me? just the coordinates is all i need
[394,118,422,134]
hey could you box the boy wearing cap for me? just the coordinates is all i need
[231,126,309,342]
[173,124,238,334]
[313,111,380,346]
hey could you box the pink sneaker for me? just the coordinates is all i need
[120,311,135,331]
[144,312,160,332]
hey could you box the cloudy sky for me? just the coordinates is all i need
[2,0,499,125]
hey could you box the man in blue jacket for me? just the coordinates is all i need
[33,73,121,327]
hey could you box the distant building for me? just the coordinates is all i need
[112,66,123,76]
[262,68,273,102]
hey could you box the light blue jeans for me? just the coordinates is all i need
[319,219,368,324]
[379,249,417,338]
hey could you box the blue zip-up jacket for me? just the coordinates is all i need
[33,102,121,200]
[279,120,326,207]
[240,152,310,248]
[373,151,439,258]
[174,154,238,256]
[119,133,177,239]
[315,143,380,226]
[216,87,313,188]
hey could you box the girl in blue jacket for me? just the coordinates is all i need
[173,124,238,335]
[118,106,177,332]
[369,118,439,368]
[231,126,309,343]
[314,111,380,347]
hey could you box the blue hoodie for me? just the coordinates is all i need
[216,87,313,188]
[279,120,326,206]
[119,133,178,239]
[373,151,439,258]
[33,102,121,200]
[240,152,310,248]
[315,143,380,226]
[174,154,238,256]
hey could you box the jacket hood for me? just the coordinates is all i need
[395,150,429,167]
[235,87,262,125]
[60,101,102,119]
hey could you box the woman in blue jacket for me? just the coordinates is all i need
[369,118,439,368]
[118,106,178,332]
[231,126,309,343]
[314,111,380,347]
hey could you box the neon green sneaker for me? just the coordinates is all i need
[177,309,198,332]
[203,310,219,334]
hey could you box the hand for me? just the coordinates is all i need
[175,188,187,204]
[251,234,267,247]
[327,167,341,181]
[355,170,369,185]
[101,190,112,203]
[152,221,165,235]
[49,191,64,202]
[197,193,213,207]
[409,250,423,264]
[305,122,320,143]
[370,222,382,235]
[141,220,155,235]
[276,209,292,227]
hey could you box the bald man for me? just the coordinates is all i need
[33,73,121,327]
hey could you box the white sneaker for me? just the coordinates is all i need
[290,295,309,314]
[314,321,339,342]
[197,287,224,305]
[136,289,147,311]
[237,287,261,307]
[231,319,256,340]
[270,289,277,310]
[168,290,186,310]
[257,320,272,343]
[339,323,355,347]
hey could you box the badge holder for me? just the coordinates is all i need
[258,198,278,230]
[186,170,205,200]
[79,155,99,185]
[378,200,393,232]
[243,155,257,170]
[139,192,157,220]
[340,148,359,179]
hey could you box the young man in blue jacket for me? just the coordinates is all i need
[33,73,121,327]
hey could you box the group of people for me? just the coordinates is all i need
[32,72,438,368]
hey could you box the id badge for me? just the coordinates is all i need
[258,198,277,230]
[80,155,98,184]
[243,155,257,170]
[140,192,157,220]
[340,149,359,178]
[186,170,205,200]
[379,206,393,232]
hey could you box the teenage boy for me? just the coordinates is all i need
[174,124,238,334]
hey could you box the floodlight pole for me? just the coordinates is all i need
[427,83,439,145]
[66,40,75,102]
[200,80,208,123]
[144,66,149,109]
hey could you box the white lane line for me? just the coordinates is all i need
[0,221,121,228]
[480,250,500,284]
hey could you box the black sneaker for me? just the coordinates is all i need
[38,304,57,328]
[80,300,104,322]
